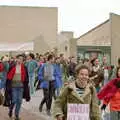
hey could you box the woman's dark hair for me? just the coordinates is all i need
[47,54,53,61]
[75,64,90,75]
[16,54,24,59]
[118,58,120,65]
[29,53,35,59]
[116,67,120,78]
[90,58,96,66]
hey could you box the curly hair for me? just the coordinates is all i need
[75,64,90,76]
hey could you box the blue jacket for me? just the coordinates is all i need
[54,64,63,88]
[38,63,57,89]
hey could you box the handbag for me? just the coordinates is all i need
[0,91,4,105]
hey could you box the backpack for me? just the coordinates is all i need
[0,62,4,72]
[43,63,53,81]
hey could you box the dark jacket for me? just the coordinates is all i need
[3,64,30,107]
[68,62,76,77]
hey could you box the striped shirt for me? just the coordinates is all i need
[76,87,85,97]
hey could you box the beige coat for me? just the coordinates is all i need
[53,82,101,120]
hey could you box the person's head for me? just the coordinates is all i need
[111,65,114,70]
[116,67,120,78]
[47,54,54,63]
[83,58,89,65]
[55,57,60,64]
[16,54,24,64]
[27,53,35,60]
[118,58,120,66]
[103,56,107,64]
[91,58,99,66]
[59,53,64,62]
[36,53,39,56]
[94,58,99,66]
[71,57,76,63]
[39,55,44,62]
[2,56,9,62]
[10,57,14,62]
[75,65,90,86]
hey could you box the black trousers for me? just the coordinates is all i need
[40,81,56,110]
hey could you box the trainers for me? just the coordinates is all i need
[46,110,51,116]
[39,105,42,112]
[15,115,20,120]
[15,117,20,120]
[8,111,12,118]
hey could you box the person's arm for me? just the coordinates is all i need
[38,64,44,81]
[90,86,101,120]
[53,87,68,120]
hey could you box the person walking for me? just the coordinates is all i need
[98,67,120,120]
[2,56,9,90]
[53,65,101,120]
[38,54,56,115]
[90,58,104,93]
[7,54,30,120]
[68,57,76,81]
[26,53,38,96]
[54,57,63,97]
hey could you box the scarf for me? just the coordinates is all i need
[7,64,26,82]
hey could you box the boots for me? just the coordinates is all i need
[46,109,51,116]
[39,104,42,112]
[15,115,20,120]
[8,110,12,118]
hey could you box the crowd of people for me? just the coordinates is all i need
[0,52,120,120]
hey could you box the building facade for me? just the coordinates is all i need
[77,13,120,65]
[0,6,58,54]
[57,31,77,58]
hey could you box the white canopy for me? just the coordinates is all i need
[0,42,34,51]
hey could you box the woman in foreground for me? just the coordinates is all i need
[53,65,101,120]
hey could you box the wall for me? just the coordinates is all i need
[0,6,57,53]
[77,20,111,46]
[69,38,77,57]
[57,32,75,58]
[111,13,120,65]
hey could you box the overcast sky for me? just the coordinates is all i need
[0,0,120,37]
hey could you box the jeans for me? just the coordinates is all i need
[0,79,2,89]
[2,72,7,89]
[9,87,23,117]
[29,73,35,95]
[110,111,120,120]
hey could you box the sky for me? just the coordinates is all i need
[0,0,120,37]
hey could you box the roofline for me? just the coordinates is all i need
[0,5,58,9]
[76,19,109,40]
[60,31,73,33]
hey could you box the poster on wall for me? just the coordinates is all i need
[67,104,90,120]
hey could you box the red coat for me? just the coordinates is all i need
[7,63,26,82]
[97,78,120,103]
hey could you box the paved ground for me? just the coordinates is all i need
[22,90,53,120]
[0,90,53,120]
[0,106,45,120]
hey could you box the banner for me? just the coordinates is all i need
[67,104,89,120]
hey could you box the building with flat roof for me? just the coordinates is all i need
[0,6,58,54]
[57,31,77,58]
